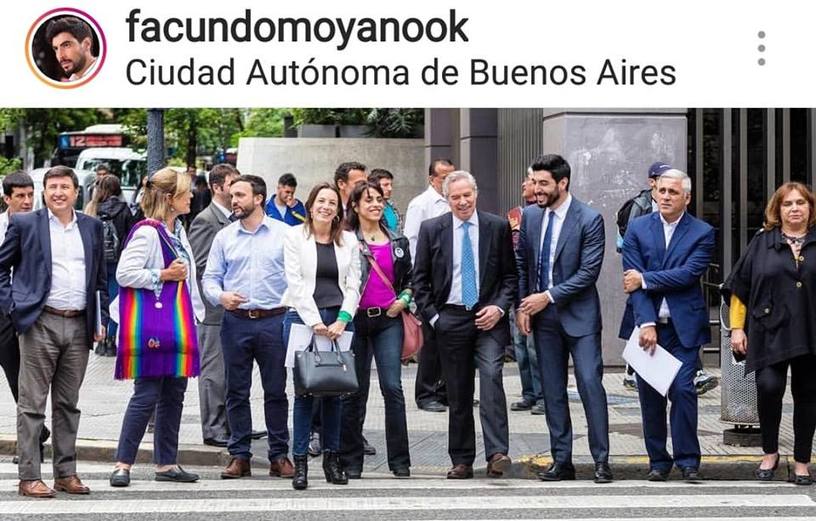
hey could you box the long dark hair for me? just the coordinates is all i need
[304,182,344,245]
[347,181,386,232]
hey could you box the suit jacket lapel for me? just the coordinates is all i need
[78,214,94,290]
[477,212,493,288]
[553,203,579,263]
[38,210,52,272]
[212,204,230,227]
[530,206,545,275]
[662,213,691,267]
[440,214,453,291]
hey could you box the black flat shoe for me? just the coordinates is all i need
[789,470,813,486]
[155,466,199,483]
[109,468,131,487]
[392,466,410,478]
[754,454,779,481]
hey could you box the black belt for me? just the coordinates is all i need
[442,304,474,312]
[229,308,286,320]
[43,306,86,318]
[363,306,385,318]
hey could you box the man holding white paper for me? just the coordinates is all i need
[620,169,714,482]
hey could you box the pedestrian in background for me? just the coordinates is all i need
[369,168,402,234]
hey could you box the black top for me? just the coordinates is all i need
[723,226,816,373]
[313,242,344,308]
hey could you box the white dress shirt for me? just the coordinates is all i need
[403,185,450,262]
[45,209,87,310]
[446,212,480,305]
[641,212,683,326]
[0,212,9,245]
[539,194,572,303]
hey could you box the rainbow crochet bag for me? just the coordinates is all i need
[115,219,200,380]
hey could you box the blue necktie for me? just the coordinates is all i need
[537,211,555,292]
[461,221,478,309]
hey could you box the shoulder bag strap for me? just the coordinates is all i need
[365,251,397,297]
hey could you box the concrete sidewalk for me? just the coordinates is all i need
[0,354,792,479]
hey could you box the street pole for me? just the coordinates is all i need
[146,109,165,177]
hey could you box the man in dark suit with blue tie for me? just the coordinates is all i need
[0,166,108,498]
[620,168,714,482]
[413,170,517,479]
[516,154,611,483]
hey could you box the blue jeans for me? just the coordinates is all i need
[283,307,352,457]
[340,312,410,471]
[220,312,289,461]
[116,377,188,465]
[107,262,119,340]
[511,309,542,403]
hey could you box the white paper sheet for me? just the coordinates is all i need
[284,323,353,368]
[622,327,682,397]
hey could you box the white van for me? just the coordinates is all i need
[75,147,145,203]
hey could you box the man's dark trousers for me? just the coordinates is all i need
[0,312,19,402]
[414,325,447,407]
[533,305,609,465]
[636,321,701,472]
[220,312,289,461]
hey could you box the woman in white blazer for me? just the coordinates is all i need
[282,182,362,490]
[109,167,205,488]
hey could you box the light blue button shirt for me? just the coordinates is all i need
[202,216,288,309]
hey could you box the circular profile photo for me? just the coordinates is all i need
[26,8,106,89]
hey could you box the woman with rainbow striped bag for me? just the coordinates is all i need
[107,168,205,488]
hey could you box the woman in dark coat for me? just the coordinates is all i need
[724,181,816,485]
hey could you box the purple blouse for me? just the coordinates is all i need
[359,242,396,309]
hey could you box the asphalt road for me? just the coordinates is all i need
[1,458,815,521]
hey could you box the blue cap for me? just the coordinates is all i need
[648,161,672,178]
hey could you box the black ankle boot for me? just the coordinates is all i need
[292,455,308,490]
[323,452,348,485]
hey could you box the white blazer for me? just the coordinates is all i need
[281,224,362,327]
[110,223,206,324]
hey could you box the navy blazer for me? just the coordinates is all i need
[0,208,109,348]
[619,211,715,349]
[413,210,517,344]
[516,197,605,338]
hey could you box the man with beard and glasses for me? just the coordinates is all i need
[45,16,98,82]
[202,175,294,481]
[515,154,611,484]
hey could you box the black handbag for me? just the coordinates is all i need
[293,338,358,397]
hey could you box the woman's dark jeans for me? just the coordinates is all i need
[340,311,410,471]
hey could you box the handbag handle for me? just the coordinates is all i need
[307,335,345,367]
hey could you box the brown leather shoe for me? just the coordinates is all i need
[446,464,474,479]
[18,479,56,498]
[221,457,251,479]
[269,456,295,478]
[486,453,512,478]
[54,475,90,494]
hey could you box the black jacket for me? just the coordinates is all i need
[723,226,816,373]
[98,196,137,257]
[355,227,412,306]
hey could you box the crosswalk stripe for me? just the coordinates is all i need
[0,494,811,514]
[0,478,800,492]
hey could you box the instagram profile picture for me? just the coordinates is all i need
[26,8,106,88]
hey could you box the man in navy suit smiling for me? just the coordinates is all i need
[620,168,715,482]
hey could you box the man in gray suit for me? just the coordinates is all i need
[189,164,239,447]
[516,154,611,483]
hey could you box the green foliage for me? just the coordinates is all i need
[16,109,107,166]
[232,109,287,143]
[364,109,423,138]
[290,108,368,126]
[0,156,22,176]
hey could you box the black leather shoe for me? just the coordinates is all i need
[203,436,229,447]
[510,399,534,411]
[754,454,779,481]
[418,400,447,413]
[594,462,613,483]
[392,466,410,477]
[647,468,670,481]
[250,430,267,440]
[530,402,547,415]
[155,466,199,483]
[346,468,362,479]
[537,462,576,481]
[109,468,130,487]
[789,469,813,486]
[681,467,702,483]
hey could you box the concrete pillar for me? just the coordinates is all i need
[459,109,499,213]
[424,108,457,171]
[541,109,688,365]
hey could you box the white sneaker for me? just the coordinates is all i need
[693,370,719,395]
